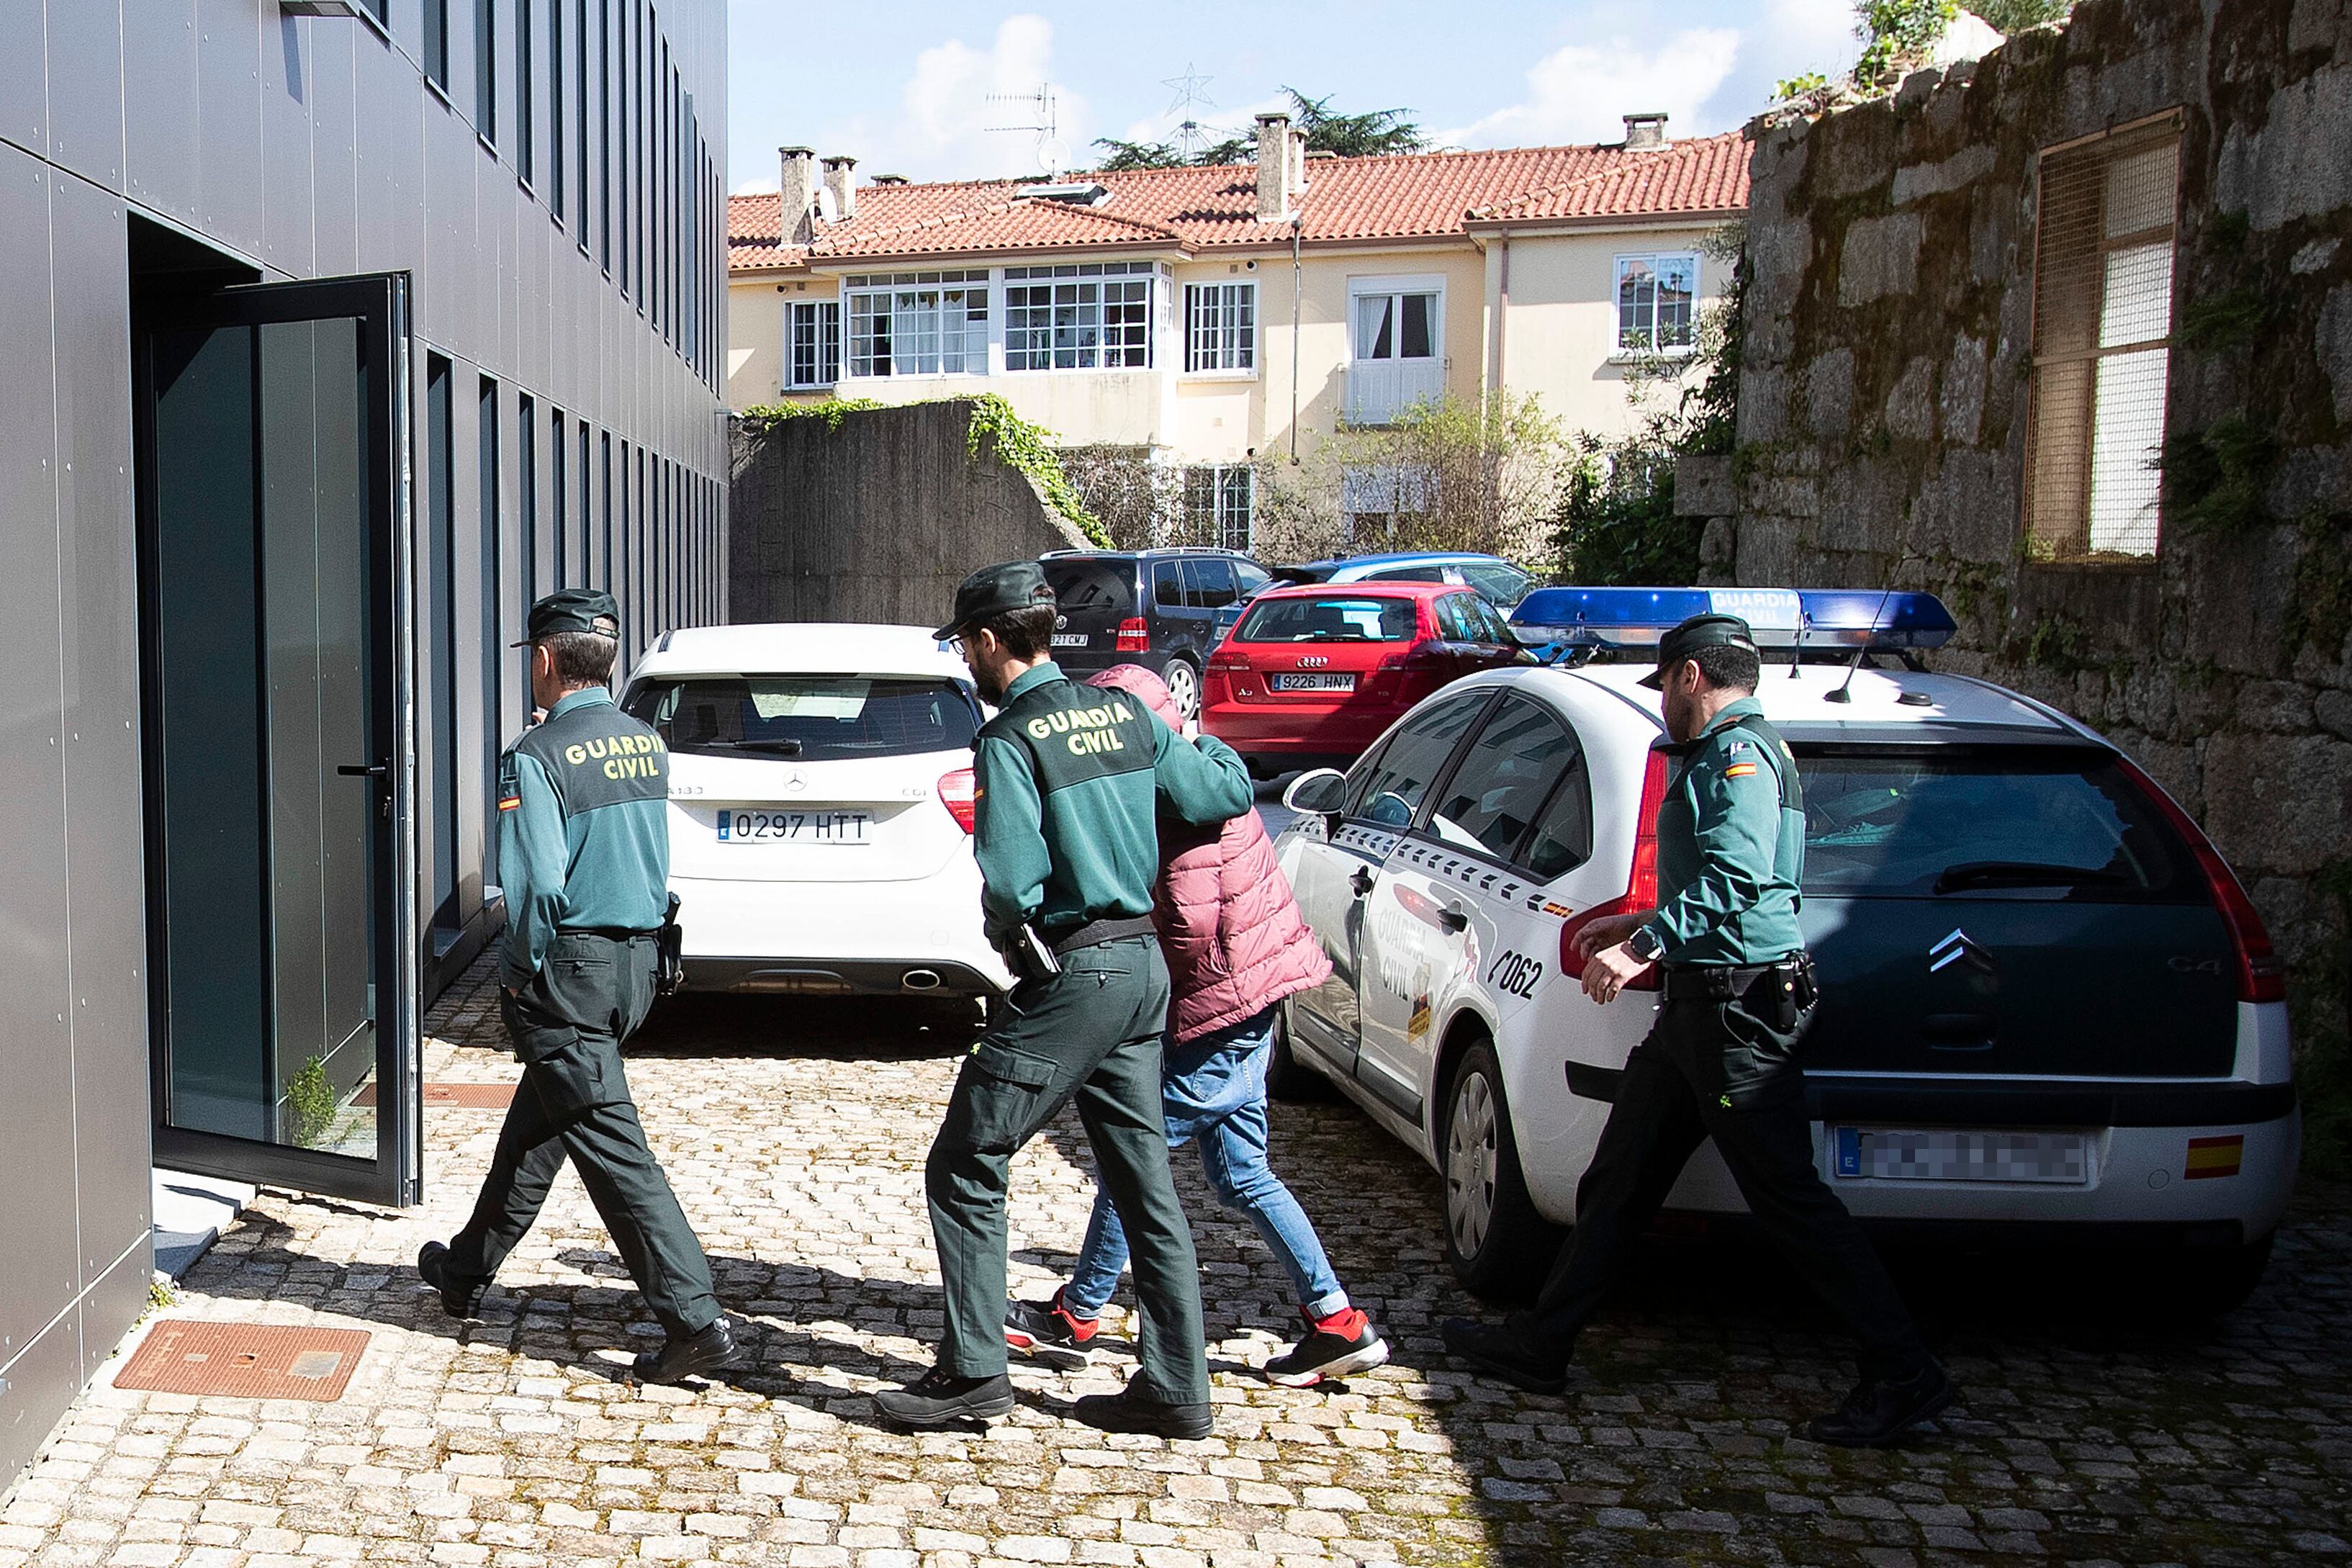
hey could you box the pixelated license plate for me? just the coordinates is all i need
[1832,1128,2091,1185]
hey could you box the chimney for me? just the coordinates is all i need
[1289,122,1309,194]
[821,155,857,221]
[1623,112,1669,150]
[1254,113,1295,222]
[778,146,817,243]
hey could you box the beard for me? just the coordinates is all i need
[973,661,1010,704]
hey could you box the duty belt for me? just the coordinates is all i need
[1660,955,1808,1002]
[1048,914,1158,955]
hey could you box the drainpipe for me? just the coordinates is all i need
[1491,233,1511,400]
[1289,215,1304,464]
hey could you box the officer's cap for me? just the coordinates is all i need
[1639,612,1759,689]
[514,587,621,646]
[934,560,1057,641]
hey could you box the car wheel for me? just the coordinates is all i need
[1163,657,1201,722]
[1266,1000,1338,1103]
[1441,1040,1562,1302]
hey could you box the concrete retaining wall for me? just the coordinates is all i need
[728,400,1089,628]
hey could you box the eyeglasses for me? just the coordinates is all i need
[947,635,968,657]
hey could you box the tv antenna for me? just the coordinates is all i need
[986,83,1066,176]
[1162,63,1216,158]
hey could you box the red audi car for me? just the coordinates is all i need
[1202,582,1527,777]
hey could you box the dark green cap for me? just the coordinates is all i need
[1639,612,1759,688]
[514,587,621,646]
[934,559,1056,641]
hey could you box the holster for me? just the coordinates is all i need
[654,893,686,996]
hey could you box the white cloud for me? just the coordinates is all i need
[1439,28,1742,148]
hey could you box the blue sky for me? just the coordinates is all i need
[725,0,1863,192]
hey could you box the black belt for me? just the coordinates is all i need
[564,927,660,943]
[1048,915,1158,955]
[1660,957,1805,1001]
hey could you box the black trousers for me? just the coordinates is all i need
[1515,985,1931,1382]
[446,931,721,1340]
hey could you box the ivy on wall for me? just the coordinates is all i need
[737,393,1111,548]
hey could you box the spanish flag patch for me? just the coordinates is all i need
[497,795,521,812]
[1724,762,1759,778]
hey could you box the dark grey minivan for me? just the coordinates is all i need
[1039,549,1271,720]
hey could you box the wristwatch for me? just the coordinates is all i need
[1623,925,1667,965]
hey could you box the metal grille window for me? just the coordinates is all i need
[844,271,988,377]
[2026,115,2181,561]
[1006,261,1155,371]
[1184,465,1255,551]
[1184,281,1255,373]
[788,299,842,388]
[1615,253,1697,351]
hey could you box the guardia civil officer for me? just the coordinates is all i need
[874,562,1254,1437]
[419,589,742,1387]
[1441,613,1954,1447]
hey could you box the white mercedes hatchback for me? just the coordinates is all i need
[620,623,1010,1006]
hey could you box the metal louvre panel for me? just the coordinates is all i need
[2024,117,2181,563]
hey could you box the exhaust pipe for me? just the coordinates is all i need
[901,969,943,993]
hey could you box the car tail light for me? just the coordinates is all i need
[1559,749,1669,991]
[1207,647,1251,674]
[1115,616,1150,652]
[938,767,978,834]
[2115,758,2285,1003]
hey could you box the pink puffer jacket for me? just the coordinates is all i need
[1086,664,1333,1043]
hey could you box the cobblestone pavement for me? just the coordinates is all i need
[4,957,2350,1567]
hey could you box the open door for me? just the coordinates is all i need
[135,274,421,1207]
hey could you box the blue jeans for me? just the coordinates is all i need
[1063,1006,1348,1322]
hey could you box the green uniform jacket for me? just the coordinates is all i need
[1636,695,1807,968]
[972,662,1253,943]
[496,688,672,991]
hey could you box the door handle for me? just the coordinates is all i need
[337,762,388,778]
[1438,904,1469,934]
[1350,866,1375,898]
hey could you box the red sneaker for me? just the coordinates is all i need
[1264,1305,1388,1387]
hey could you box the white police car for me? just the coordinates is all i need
[1274,587,2298,1312]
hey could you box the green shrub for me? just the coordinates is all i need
[284,1056,336,1149]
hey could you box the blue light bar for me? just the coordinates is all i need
[1793,589,1956,649]
[1511,587,1804,647]
[1508,586,1953,654]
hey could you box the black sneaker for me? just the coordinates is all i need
[1440,1317,1567,1395]
[1070,1387,1213,1440]
[1004,1289,1099,1371]
[873,1369,1016,1428]
[415,1241,485,1320]
[1806,1364,1955,1447]
[630,1317,744,1387]
[1263,1307,1389,1387]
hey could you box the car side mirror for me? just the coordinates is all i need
[1282,767,1349,827]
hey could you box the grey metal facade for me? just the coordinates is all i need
[0,0,729,1493]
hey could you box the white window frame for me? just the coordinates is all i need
[842,269,991,379]
[1613,251,1700,356]
[1004,261,1159,372]
[1346,274,1446,426]
[785,297,841,389]
[1184,464,1256,551]
[1183,281,1258,376]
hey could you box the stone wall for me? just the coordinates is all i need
[728,400,1089,628]
[1724,0,2352,1150]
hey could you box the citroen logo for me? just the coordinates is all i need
[1929,929,1995,975]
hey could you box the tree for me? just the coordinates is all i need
[1087,89,1428,174]
[1970,0,2075,30]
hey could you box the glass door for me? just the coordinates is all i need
[136,274,421,1207]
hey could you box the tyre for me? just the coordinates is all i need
[1266,1000,1338,1103]
[1441,1040,1563,1301]
[1162,656,1201,723]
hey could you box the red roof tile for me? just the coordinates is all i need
[728,133,1749,273]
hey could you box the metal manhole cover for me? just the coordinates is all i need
[353,1081,515,1109]
[114,1322,371,1401]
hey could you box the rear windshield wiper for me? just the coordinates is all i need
[1933,860,2129,894]
[695,737,804,756]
